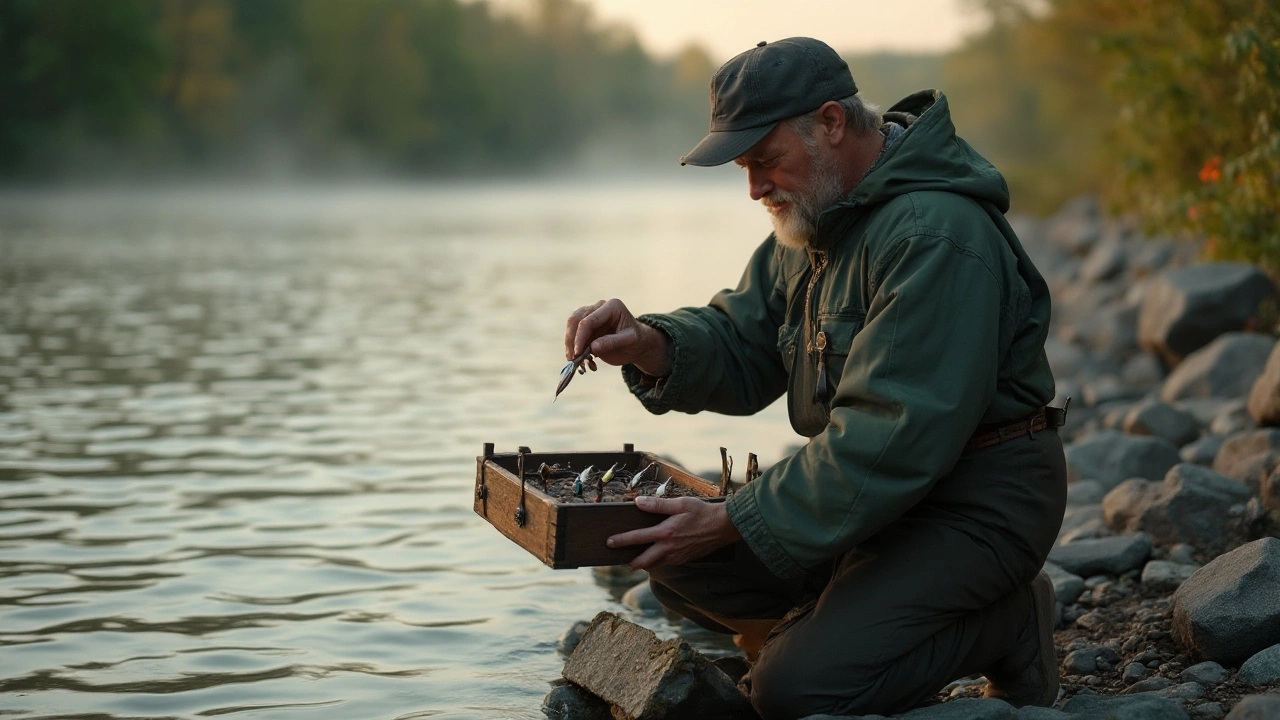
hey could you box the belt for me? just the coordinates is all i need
[963,401,1069,454]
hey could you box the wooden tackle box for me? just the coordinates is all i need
[473,443,722,569]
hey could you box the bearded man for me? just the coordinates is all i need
[564,37,1067,719]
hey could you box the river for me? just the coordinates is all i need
[0,179,799,719]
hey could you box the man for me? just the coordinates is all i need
[563,37,1067,719]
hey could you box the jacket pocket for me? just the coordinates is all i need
[815,313,865,403]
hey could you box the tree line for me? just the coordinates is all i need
[3,0,1277,266]
[0,0,714,178]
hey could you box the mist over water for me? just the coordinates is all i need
[0,179,797,719]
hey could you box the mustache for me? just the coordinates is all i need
[761,191,800,209]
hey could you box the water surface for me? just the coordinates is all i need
[0,180,800,719]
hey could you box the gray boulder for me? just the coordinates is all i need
[1046,196,1103,257]
[1048,532,1152,576]
[1214,429,1280,493]
[1062,645,1122,675]
[1078,305,1140,358]
[1066,431,1181,490]
[1213,401,1259,436]
[1045,338,1088,379]
[1124,400,1203,447]
[543,683,614,720]
[1101,464,1252,554]
[1181,436,1225,466]
[1172,537,1280,665]
[1068,480,1108,507]
[1043,561,1086,604]
[1081,238,1128,283]
[1138,262,1276,367]
[1180,661,1228,687]
[1015,708,1069,720]
[1058,505,1112,546]
[1161,333,1275,402]
[1239,643,1280,687]
[898,698,1016,720]
[558,620,592,656]
[1123,352,1167,388]
[1143,560,1202,592]
[1224,694,1280,720]
[1247,340,1280,427]
[1062,693,1189,720]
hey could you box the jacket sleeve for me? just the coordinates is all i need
[621,238,789,417]
[725,232,1003,580]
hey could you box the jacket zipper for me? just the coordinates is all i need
[803,251,832,404]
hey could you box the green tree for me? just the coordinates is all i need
[0,0,164,172]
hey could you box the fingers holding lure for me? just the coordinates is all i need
[554,347,598,401]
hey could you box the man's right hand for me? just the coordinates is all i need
[565,298,672,378]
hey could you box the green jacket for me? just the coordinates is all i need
[623,91,1055,581]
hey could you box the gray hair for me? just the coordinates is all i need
[785,94,882,148]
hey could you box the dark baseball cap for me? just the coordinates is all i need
[680,37,859,167]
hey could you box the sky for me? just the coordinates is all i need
[573,0,985,61]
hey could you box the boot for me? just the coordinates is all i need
[982,570,1059,707]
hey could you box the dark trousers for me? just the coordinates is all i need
[648,428,1068,719]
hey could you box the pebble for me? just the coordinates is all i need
[1179,661,1228,687]
[1122,662,1146,684]
[1121,676,1173,694]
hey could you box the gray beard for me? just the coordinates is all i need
[766,149,845,250]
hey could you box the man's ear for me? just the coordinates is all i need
[815,101,846,146]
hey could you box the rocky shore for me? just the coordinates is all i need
[545,197,1280,720]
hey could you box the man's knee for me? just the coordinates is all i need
[747,640,884,720]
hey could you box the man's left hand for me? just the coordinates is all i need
[607,496,742,570]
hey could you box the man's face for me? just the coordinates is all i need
[734,121,844,249]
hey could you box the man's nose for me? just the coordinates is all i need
[747,168,774,201]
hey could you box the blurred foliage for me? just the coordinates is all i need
[942,0,1280,268]
[5,0,1278,268]
[0,0,714,178]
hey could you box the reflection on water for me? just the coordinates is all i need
[0,180,795,719]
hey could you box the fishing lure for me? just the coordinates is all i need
[631,462,657,489]
[573,465,594,498]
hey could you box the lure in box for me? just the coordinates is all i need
[473,443,722,569]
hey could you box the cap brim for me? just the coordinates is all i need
[680,123,776,167]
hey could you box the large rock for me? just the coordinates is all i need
[1239,643,1280,687]
[1048,533,1152,576]
[561,612,751,720]
[543,683,615,720]
[1061,693,1190,720]
[1181,436,1225,466]
[1046,195,1103,257]
[1161,333,1275,402]
[1044,561,1086,603]
[1142,560,1202,592]
[1225,694,1280,720]
[1171,538,1280,665]
[1065,431,1181,490]
[1249,340,1280,426]
[897,697,1016,720]
[1138,263,1276,367]
[1123,400,1203,447]
[1214,429,1280,493]
[1101,464,1252,554]
[1080,238,1128,283]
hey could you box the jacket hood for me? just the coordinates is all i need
[841,90,1011,214]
